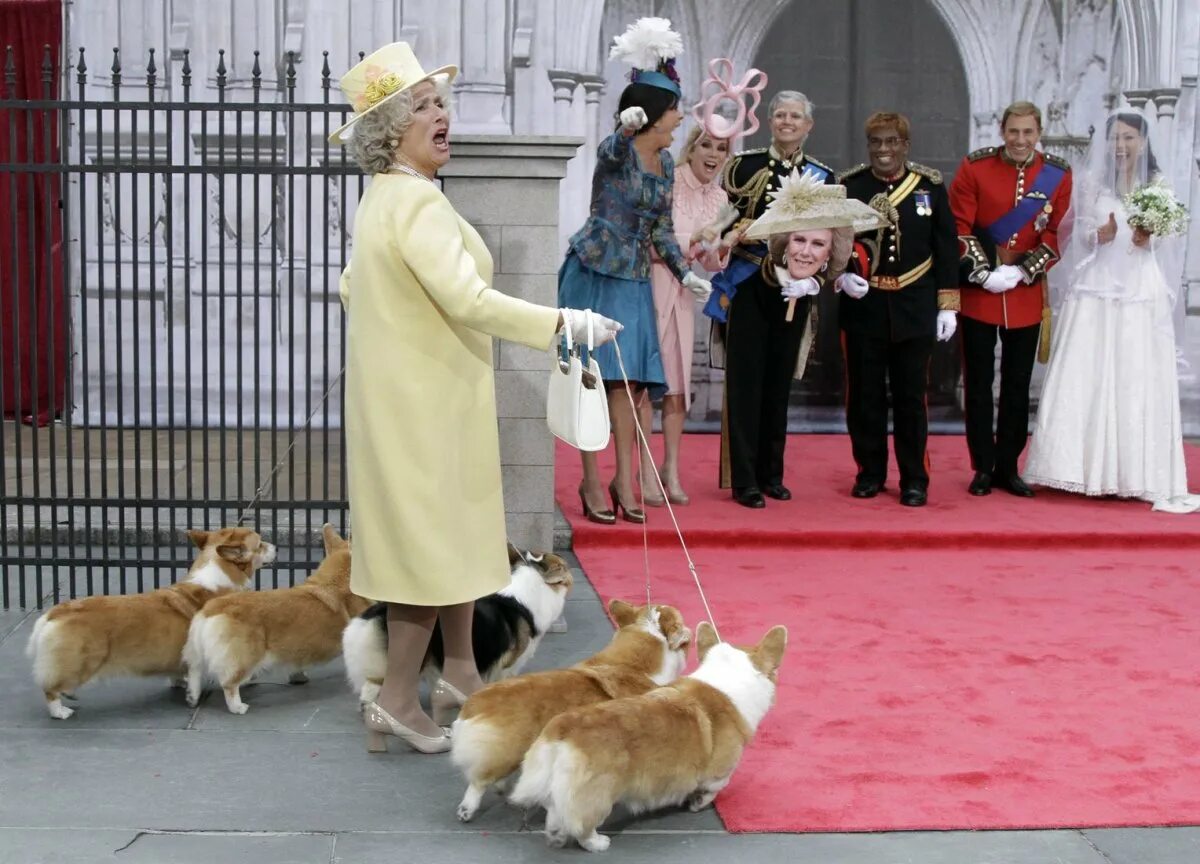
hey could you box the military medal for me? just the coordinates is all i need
[1034,202,1052,232]
[914,190,932,216]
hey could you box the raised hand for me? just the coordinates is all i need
[1096,212,1118,245]
[619,106,648,132]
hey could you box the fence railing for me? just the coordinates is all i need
[1,45,371,607]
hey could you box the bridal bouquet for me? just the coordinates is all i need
[1125,179,1190,237]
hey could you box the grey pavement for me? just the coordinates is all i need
[0,556,1197,863]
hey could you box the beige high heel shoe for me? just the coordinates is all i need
[431,678,469,727]
[363,701,451,755]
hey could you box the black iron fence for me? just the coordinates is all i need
[1,46,369,607]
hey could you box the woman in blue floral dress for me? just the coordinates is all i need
[560,45,713,524]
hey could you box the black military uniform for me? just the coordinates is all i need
[839,160,959,501]
[718,146,835,506]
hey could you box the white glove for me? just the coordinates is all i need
[936,310,958,342]
[559,308,622,348]
[779,275,821,300]
[981,265,1022,294]
[619,106,648,132]
[682,272,712,302]
[834,272,869,299]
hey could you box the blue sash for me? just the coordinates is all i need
[985,162,1065,245]
[703,245,765,322]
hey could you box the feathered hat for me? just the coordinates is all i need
[609,17,683,98]
[743,170,888,240]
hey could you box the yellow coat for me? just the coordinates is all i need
[339,173,559,605]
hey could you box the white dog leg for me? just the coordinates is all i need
[185,666,204,708]
[223,684,249,715]
[578,831,610,853]
[46,697,74,720]
[457,783,485,822]
[544,807,568,848]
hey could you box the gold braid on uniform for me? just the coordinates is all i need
[722,156,774,219]
[866,192,900,266]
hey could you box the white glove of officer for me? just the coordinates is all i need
[777,272,821,301]
[682,272,712,302]
[619,106,648,132]
[981,264,1022,294]
[834,272,870,299]
[559,308,623,348]
[936,310,958,342]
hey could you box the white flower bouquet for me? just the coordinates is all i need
[1124,179,1190,237]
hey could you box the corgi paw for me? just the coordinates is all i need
[186,692,200,709]
[288,671,309,685]
[224,696,249,715]
[456,802,475,822]
[687,791,716,812]
[47,699,75,720]
[579,832,610,852]
[545,831,568,849]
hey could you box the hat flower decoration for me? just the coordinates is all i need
[609,17,684,97]
[744,169,888,240]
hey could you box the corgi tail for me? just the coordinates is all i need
[508,737,562,810]
[341,615,387,701]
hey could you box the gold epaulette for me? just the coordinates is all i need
[732,146,767,159]
[804,154,835,176]
[1042,152,1071,172]
[967,146,997,162]
[837,163,870,183]
[906,161,943,185]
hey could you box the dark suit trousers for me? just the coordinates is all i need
[843,331,934,490]
[724,276,809,490]
[960,316,1040,475]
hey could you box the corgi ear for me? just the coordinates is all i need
[187,529,210,550]
[506,542,524,567]
[696,622,720,661]
[322,523,347,554]
[542,562,573,587]
[216,543,253,564]
[752,625,788,675]
[608,598,638,628]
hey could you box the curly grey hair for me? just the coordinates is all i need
[768,226,855,281]
[345,77,454,175]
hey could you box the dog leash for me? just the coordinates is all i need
[612,337,722,642]
[235,367,346,527]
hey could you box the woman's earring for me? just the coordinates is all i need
[389,139,399,149]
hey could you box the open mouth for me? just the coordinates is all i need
[702,159,720,172]
[432,128,449,152]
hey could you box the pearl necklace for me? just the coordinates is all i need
[388,162,435,183]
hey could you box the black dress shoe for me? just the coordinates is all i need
[900,487,928,507]
[732,487,766,509]
[994,472,1035,498]
[851,480,883,499]
[762,483,792,501]
[968,471,993,496]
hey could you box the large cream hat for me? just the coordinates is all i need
[329,42,457,145]
[744,170,887,240]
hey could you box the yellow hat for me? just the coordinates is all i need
[329,42,457,145]
[744,170,887,240]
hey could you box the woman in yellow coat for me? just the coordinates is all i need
[332,44,619,754]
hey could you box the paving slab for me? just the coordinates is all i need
[0,829,334,864]
[1084,827,1200,863]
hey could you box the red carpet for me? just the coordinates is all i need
[556,435,1200,832]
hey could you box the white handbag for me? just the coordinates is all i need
[547,309,611,451]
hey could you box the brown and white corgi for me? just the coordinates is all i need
[509,621,787,852]
[450,599,691,823]
[26,527,274,719]
[183,524,368,714]
[342,543,573,707]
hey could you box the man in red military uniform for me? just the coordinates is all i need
[949,101,1072,498]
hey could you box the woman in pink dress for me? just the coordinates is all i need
[639,127,731,505]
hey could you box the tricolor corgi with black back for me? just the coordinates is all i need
[450,600,691,823]
[342,543,573,707]
[509,621,787,852]
[26,527,273,719]
[184,524,367,714]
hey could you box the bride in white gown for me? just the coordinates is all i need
[1024,113,1198,513]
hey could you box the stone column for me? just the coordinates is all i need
[1151,87,1182,167]
[438,135,584,551]
[1123,88,1153,112]
[454,0,511,132]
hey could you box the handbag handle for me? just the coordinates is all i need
[557,308,575,374]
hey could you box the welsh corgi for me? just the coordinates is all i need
[342,543,573,707]
[26,527,274,719]
[450,599,691,823]
[183,524,368,714]
[509,621,787,852]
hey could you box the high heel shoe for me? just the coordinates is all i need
[662,468,689,506]
[431,678,469,727]
[608,481,646,524]
[640,476,666,508]
[578,483,616,525]
[363,701,451,754]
